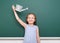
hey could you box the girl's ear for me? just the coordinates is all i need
[26,18,28,24]
[34,20,36,25]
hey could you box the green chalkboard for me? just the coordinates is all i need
[0,0,60,37]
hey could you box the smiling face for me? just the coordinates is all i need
[26,13,36,25]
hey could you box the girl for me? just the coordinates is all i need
[12,5,40,43]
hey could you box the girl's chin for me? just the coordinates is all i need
[28,23,34,24]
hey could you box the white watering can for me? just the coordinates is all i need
[16,4,28,12]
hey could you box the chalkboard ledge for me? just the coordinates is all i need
[0,37,60,40]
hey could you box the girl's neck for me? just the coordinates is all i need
[28,23,34,26]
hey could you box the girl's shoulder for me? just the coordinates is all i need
[25,24,39,29]
[34,25,39,28]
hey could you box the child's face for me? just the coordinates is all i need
[27,14,35,24]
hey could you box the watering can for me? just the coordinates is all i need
[16,4,28,12]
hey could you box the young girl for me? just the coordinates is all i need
[12,5,40,43]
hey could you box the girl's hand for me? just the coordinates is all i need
[12,5,16,11]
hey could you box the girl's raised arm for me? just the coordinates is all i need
[12,5,26,29]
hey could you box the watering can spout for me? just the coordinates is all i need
[20,8,28,12]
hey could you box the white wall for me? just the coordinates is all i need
[0,39,60,43]
[0,37,60,43]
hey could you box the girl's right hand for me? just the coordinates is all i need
[12,5,16,11]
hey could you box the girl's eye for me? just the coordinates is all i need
[32,18,34,19]
[28,17,31,18]
[32,17,35,19]
[28,17,34,19]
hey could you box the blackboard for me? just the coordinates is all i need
[0,0,60,37]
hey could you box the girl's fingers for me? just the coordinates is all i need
[12,5,16,10]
